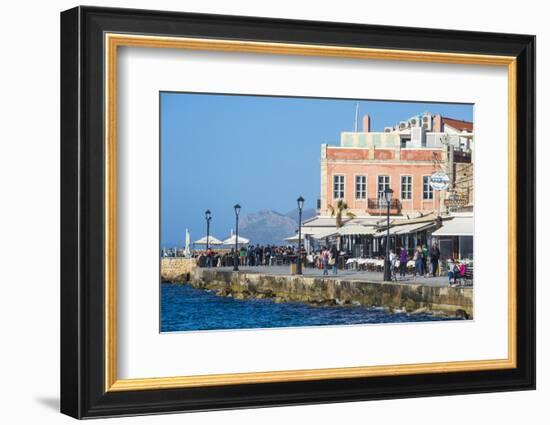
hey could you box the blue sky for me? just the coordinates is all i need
[161,92,473,247]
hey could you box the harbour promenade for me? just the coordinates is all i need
[216,265,450,287]
[160,258,473,319]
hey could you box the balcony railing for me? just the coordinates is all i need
[453,150,472,163]
[367,198,402,214]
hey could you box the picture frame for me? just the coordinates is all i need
[60,5,535,419]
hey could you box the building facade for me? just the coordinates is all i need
[292,112,474,262]
[319,113,473,217]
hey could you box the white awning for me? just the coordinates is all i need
[310,228,338,240]
[301,226,337,239]
[431,216,473,236]
[338,225,378,236]
[285,229,337,242]
[375,221,436,236]
[301,216,340,227]
[393,222,436,235]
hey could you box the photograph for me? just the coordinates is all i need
[160,93,475,332]
[57,4,536,419]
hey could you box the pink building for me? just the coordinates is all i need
[319,113,473,217]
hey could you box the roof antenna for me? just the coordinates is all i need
[354,102,360,132]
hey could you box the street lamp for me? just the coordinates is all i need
[233,204,241,271]
[204,209,212,251]
[383,188,394,281]
[296,196,305,275]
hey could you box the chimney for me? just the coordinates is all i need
[433,114,442,132]
[362,114,371,132]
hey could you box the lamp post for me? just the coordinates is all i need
[296,196,305,275]
[233,204,241,271]
[383,188,394,281]
[205,209,212,251]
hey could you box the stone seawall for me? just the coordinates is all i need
[160,258,197,282]
[190,268,473,318]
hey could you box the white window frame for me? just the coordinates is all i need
[423,175,434,200]
[355,175,367,200]
[333,174,345,200]
[400,175,413,200]
[377,175,391,200]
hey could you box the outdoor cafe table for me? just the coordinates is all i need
[345,258,384,270]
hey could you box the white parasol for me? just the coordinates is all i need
[194,235,223,245]
[222,233,250,246]
[185,228,191,257]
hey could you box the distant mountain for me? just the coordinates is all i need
[239,209,300,246]
[284,207,317,224]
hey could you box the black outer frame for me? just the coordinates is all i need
[60,6,536,419]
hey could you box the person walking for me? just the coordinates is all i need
[429,242,441,277]
[389,249,396,263]
[399,247,408,278]
[248,245,255,266]
[388,249,396,280]
[414,245,423,277]
[330,245,339,275]
[255,245,262,267]
[239,246,246,266]
[322,247,330,276]
[421,244,429,277]
[206,247,213,268]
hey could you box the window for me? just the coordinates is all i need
[401,175,412,200]
[355,175,366,199]
[377,175,390,199]
[423,175,433,200]
[333,175,345,199]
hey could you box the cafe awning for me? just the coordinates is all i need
[310,228,338,240]
[375,221,436,236]
[431,216,473,236]
[338,224,378,236]
[301,226,338,239]
[393,221,436,235]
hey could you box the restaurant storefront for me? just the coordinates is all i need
[431,214,474,261]
[293,214,471,261]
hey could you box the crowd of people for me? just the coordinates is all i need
[198,244,344,275]
[388,242,470,286]
[195,241,470,286]
[198,244,302,268]
[236,244,301,266]
[389,242,441,279]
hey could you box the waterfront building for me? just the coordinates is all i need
[293,112,474,260]
[319,113,474,217]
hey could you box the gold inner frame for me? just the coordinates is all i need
[104,33,517,392]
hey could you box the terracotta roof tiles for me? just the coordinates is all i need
[441,117,473,132]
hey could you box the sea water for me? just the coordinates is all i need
[160,283,457,332]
